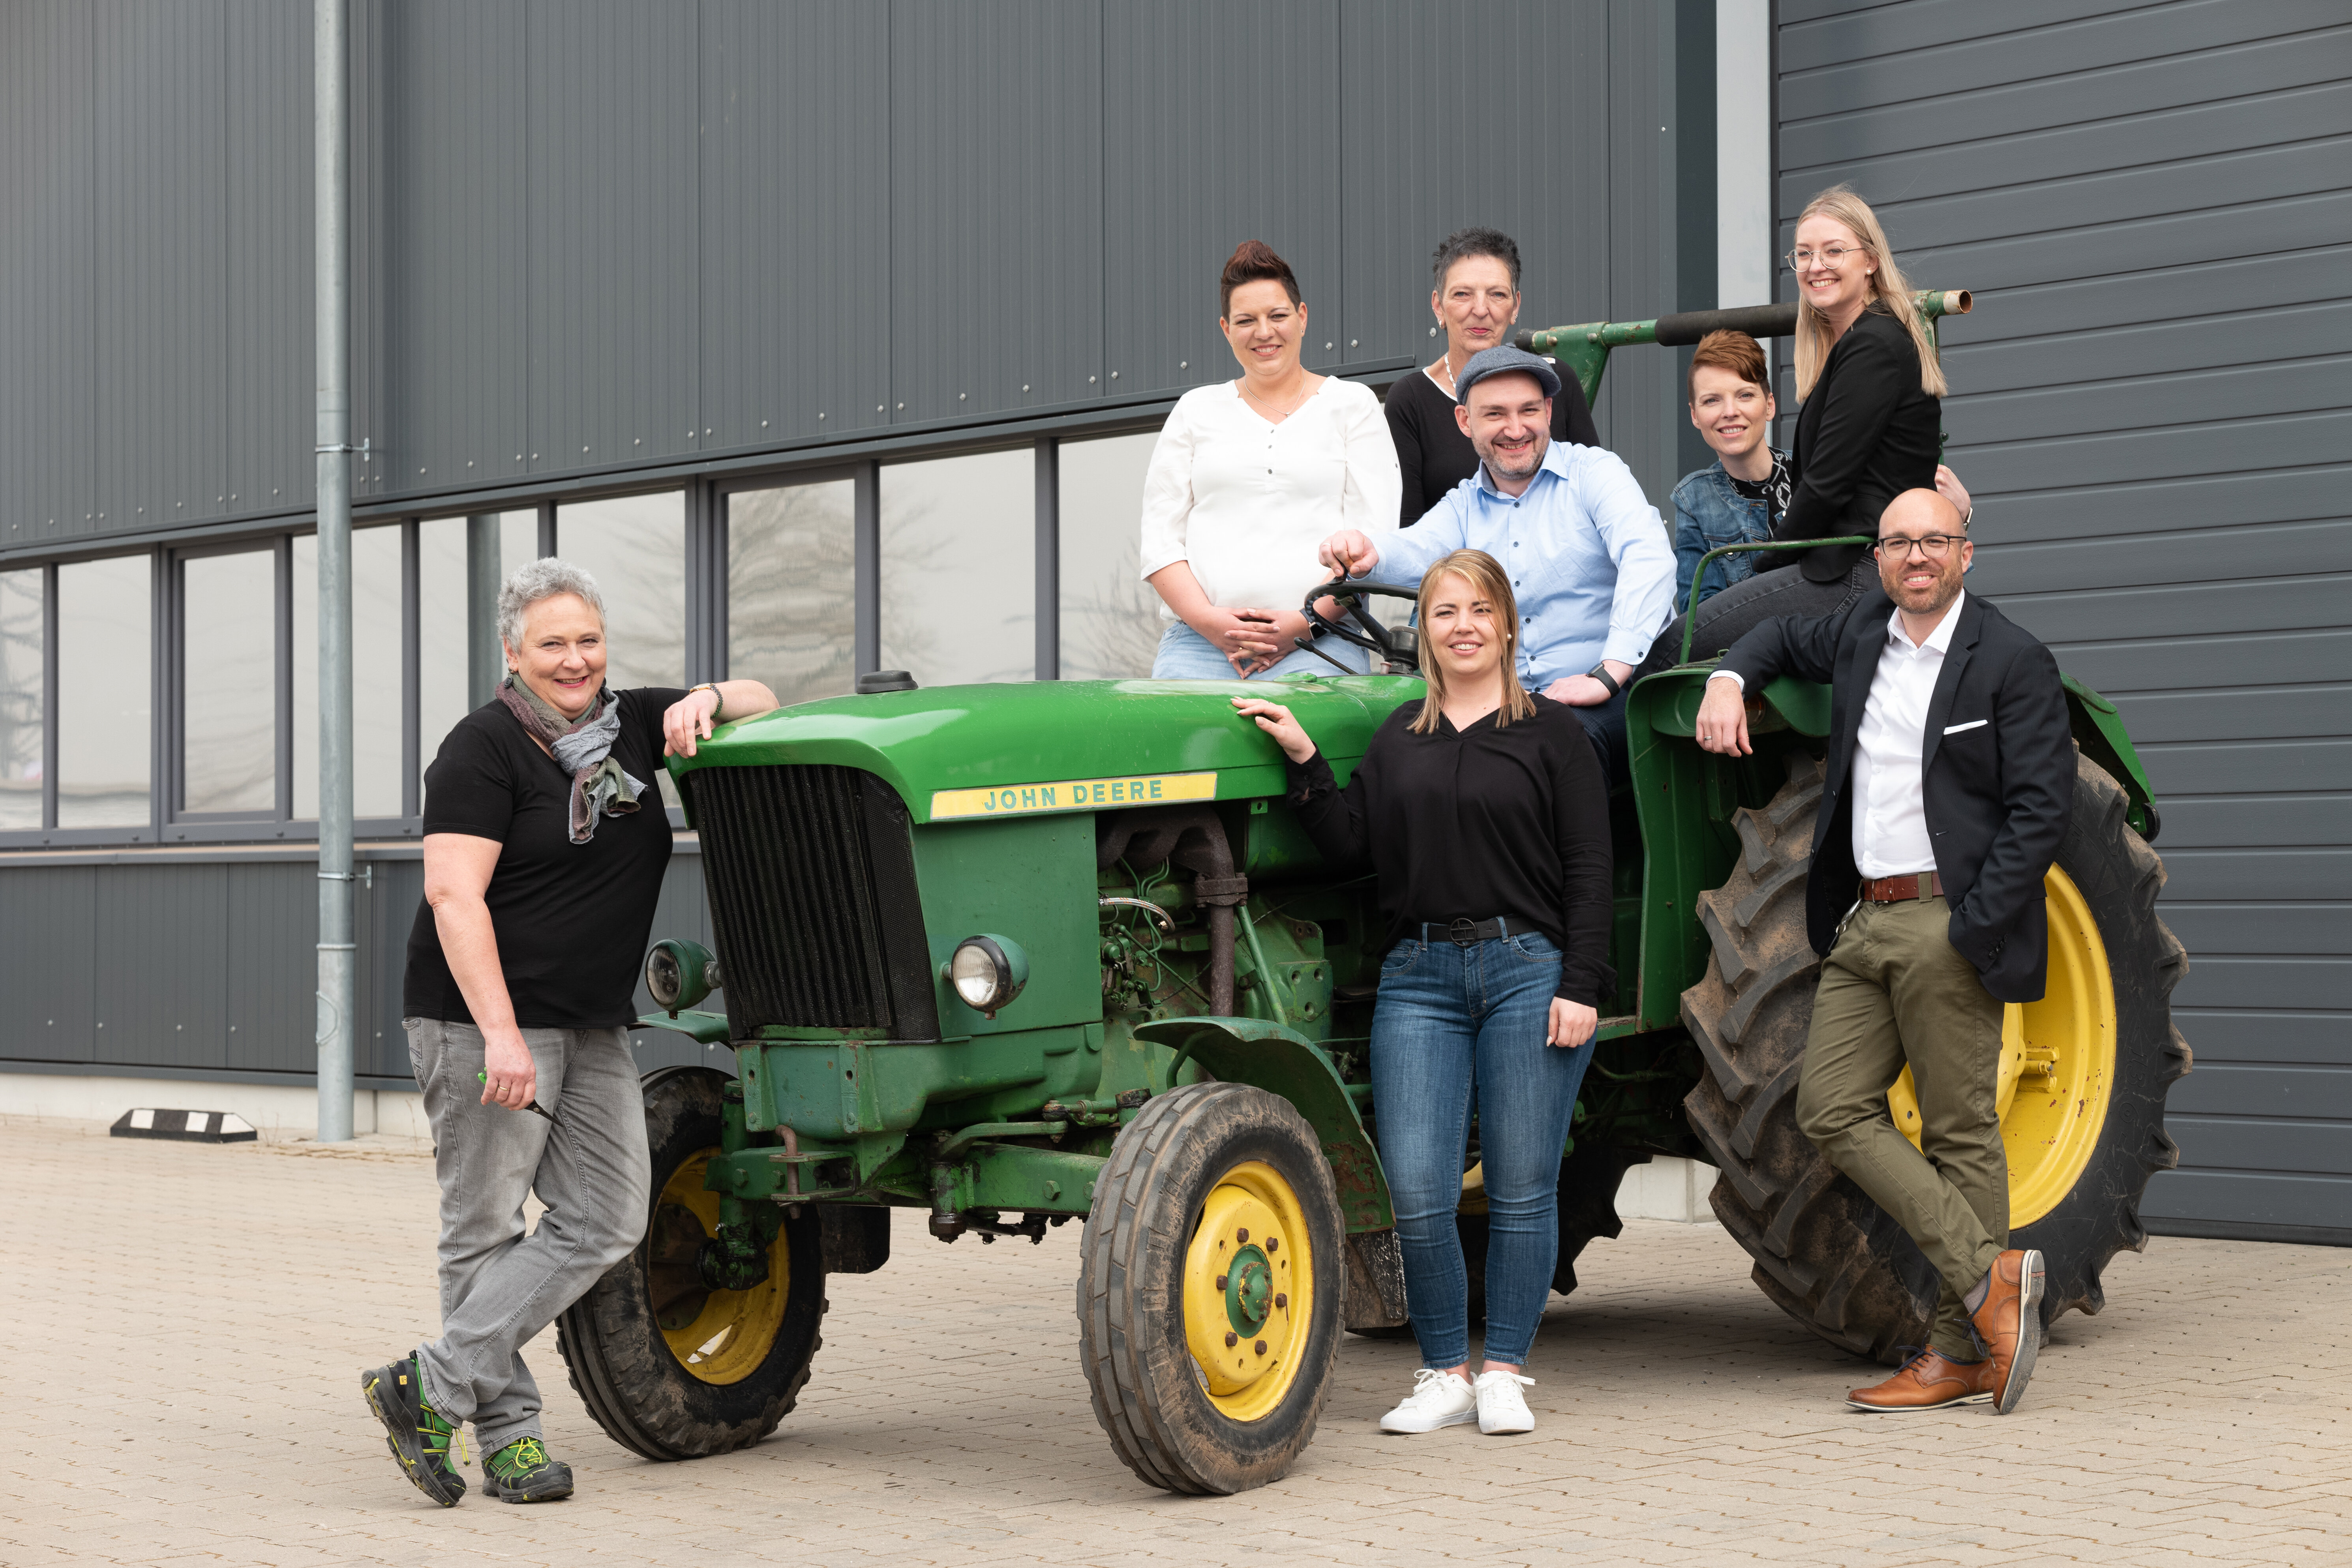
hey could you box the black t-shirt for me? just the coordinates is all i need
[1384,362,1605,528]
[403,687,685,1029]
[1285,695,1615,1006]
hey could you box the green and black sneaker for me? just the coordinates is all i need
[360,1356,467,1508]
[481,1436,574,1503]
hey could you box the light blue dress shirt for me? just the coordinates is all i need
[1369,439,1678,688]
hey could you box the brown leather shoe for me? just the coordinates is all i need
[1846,1349,1998,1412]
[1969,1247,2046,1414]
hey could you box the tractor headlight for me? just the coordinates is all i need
[645,938,720,1017]
[948,935,1029,1017]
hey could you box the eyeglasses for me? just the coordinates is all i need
[1785,243,1868,271]
[1873,534,1965,560]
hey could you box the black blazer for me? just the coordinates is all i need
[1720,587,2074,1003]
[1777,302,1941,583]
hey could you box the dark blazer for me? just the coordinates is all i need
[1720,587,2074,1003]
[1776,302,1941,583]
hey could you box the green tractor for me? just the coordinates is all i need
[555,296,2188,1495]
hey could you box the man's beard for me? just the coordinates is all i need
[1477,432,1545,481]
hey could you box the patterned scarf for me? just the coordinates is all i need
[497,675,643,844]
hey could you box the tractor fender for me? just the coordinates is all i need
[1132,1017,1393,1234]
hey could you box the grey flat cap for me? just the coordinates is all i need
[1454,344,1562,404]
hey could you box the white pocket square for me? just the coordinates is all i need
[1943,719,1989,735]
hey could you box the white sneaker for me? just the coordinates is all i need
[1377,1368,1478,1433]
[1474,1369,1536,1434]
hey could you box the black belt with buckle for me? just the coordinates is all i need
[1423,917,1515,947]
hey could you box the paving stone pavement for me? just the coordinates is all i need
[4,1116,2345,1568]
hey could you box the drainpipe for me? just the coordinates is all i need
[313,0,356,1144]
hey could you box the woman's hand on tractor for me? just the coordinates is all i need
[1232,697,1317,763]
[1548,997,1598,1049]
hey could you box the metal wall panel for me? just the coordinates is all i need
[383,0,529,500]
[1599,0,1680,507]
[699,1,891,450]
[1101,0,1341,405]
[0,3,98,553]
[224,1,314,523]
[92,1,228,536]
[521,0,701,485]
[1779,0,2352,1242]
[0,863,97,1063]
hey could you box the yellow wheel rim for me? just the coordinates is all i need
[645,1150,789,1385]
[1886,865,2117,1228]
[1181,1161,1314,1422]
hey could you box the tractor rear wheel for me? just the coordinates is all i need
[1078,1082,1345,1494]
[1681,751,2189,1362]
[557,1065,827,1459]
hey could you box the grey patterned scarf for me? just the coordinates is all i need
[497,675,644,844]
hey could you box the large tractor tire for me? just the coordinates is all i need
[1078,1081,1346,1494]
[557,1065,827,1459]
[1681,750,2189,1362]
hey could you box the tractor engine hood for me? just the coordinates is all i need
[667,675,1420,826]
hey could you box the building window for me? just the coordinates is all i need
[880,449,1033,685]
[416,512,538,794]
[727,478,855,707]
[0,568,41,831]
[1057,430,1164,680]
[178,548,279,818]
[292,526,408,821]
[559,493,686,692]
[56,555,151,829]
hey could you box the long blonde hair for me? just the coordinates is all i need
[1791,185,1947,402]
[1409,550,1537,736]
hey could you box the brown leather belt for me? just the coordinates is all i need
[1861,872,1944,904]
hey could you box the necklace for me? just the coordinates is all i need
[1239,375,1315,421]
[1431,352,1458,393]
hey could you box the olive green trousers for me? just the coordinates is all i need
[1795,894,2008,1360]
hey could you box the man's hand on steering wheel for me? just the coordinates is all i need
[1317,529,1381,578]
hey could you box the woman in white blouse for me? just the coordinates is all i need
[1140,241,1401,678]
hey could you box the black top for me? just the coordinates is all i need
[1777,301,1941,583]
[1384,361,1603,528]
[1285,695,1615,1006]
[1721,590,2073,1003]
[403,687,685,1029]
[1729,448,1794,527]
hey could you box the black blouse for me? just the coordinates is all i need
[1285,695,1614,1006]
[1776,301,1941,583]
[1384,361,1603,529]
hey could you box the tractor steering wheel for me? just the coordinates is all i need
[1297,578,1421,675]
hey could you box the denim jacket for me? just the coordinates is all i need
[1671,450,1786,611]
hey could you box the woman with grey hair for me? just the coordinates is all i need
[363,557,776,1507]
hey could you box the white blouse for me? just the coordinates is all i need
[1137,377,1401,618]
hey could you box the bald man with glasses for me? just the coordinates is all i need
[1693,488,2074,1416]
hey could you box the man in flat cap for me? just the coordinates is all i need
[1320,345,1676,782]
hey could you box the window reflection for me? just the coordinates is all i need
[418,512,536,795]
[293,528,407,820]
[0,570,40,830]
[880,450,1033,685]
[57,555,150,828]
[181,550,278,816]
[728,480,854,707]
[559,493,686,807]
[1056,431,1165,680]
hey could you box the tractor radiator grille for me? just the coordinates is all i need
[685,764,935,1037]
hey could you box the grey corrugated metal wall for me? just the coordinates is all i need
[0,0,1697,565]
[1776,0,2351,1243]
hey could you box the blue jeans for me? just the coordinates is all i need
[1370,925,1594,1369]
[1150,619,1373,679]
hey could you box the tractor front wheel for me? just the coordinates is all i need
[1078,1082,1346,1494]
[556,1065,827,1459]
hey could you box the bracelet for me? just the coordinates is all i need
[688,681,722,712]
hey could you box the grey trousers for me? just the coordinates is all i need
[405,1018,651,1453]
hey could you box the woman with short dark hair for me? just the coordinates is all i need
[1140,240,1401,678]
[361,557,778,1508]
[1385,227,1603,527]
[1233,548,1612,1439]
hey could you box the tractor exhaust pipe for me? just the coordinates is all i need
[1097,807,1246,1017]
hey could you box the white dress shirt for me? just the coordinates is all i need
[1706,591,1964,876]
[1137,377,1399,618]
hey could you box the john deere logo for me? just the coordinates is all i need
[930,771,1217,821]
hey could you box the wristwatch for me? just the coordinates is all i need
[1585,663,1623,698]
[688,681,722,709]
